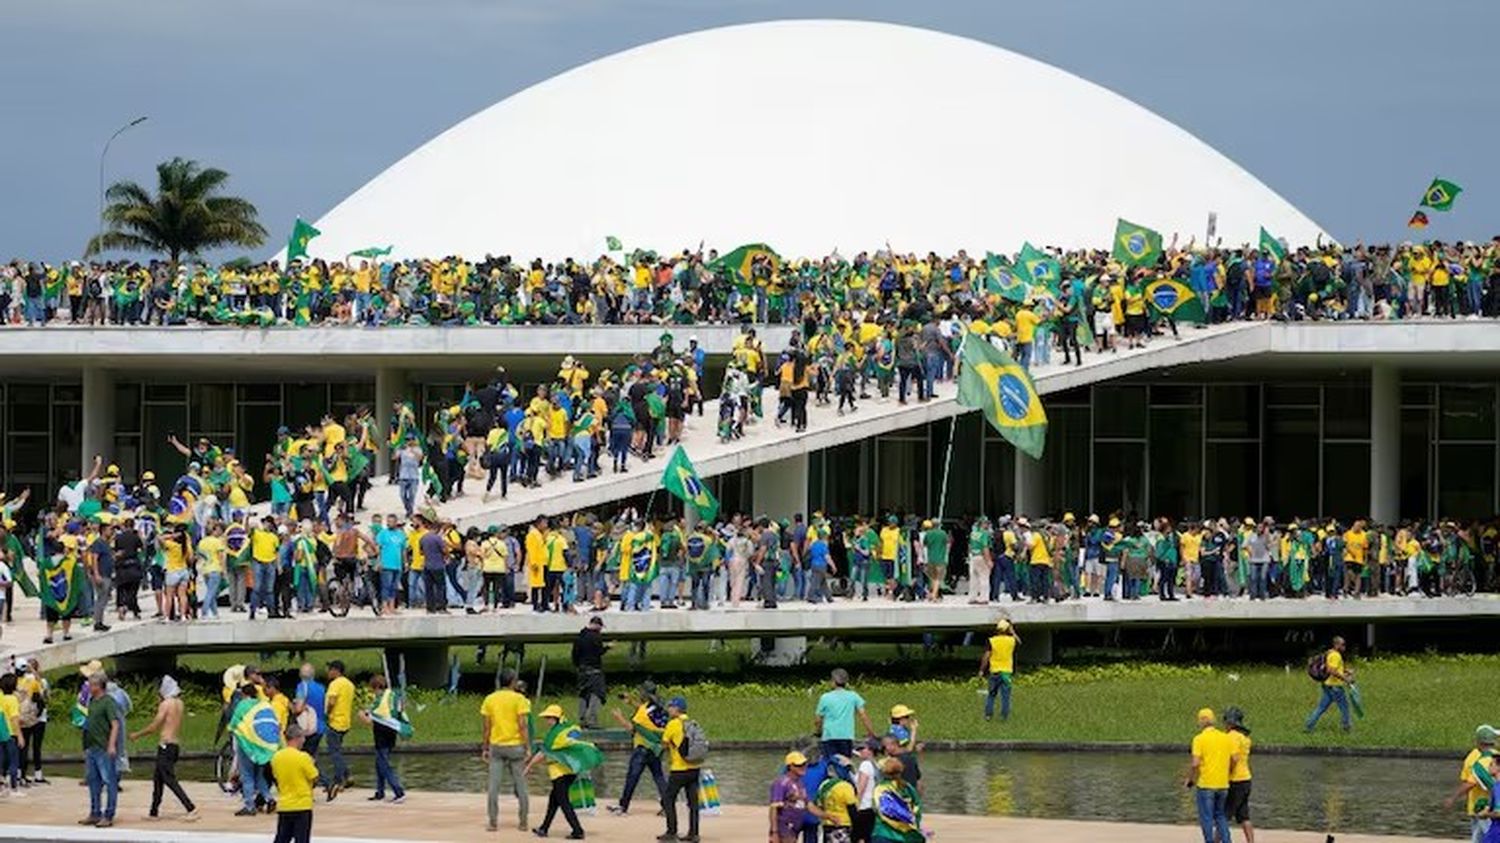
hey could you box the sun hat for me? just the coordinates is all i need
[890,704,915,719]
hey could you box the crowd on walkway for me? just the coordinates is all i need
[7,237,1500,331]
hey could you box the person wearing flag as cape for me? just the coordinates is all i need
[871,755,924,842]
[359,673,409,803]
[524,703,602,839]
[607,680,669,817]
[38,518,85,644]
[228,675,281,816]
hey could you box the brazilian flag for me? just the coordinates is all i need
[1016,243,1060,289]
[38,539,84,616]
[1258,226,1287,263]
[1112,218,1163,267]
[982,252,1028,303]
[539,720,605,775]
[7,533,37,598]
[1144,278,1207,323]
[1418,177,1462,212]
[873,780,924,842]
[229,697,283,766]
[627,532,659,585]
[707,243,780,290]
[286,217,321,262]
[370,688,414,739]
[660,446,720,522]
[956,335,1047,459]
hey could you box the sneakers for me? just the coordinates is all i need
[95,819,114,828]
[234,807,257,817]
[390,794,406,804]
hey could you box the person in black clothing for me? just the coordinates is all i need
[627,378,655,459]
[571,616,608,729]
[111,522,145,620]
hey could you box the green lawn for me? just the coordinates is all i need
[59,643,1494,757]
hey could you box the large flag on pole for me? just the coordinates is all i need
[1258,227,1287,263]
[1016,243,1060,289]
[286,218,321,262]
[661,445,720,522]
[1111,219,1163,267]
[1144,278,1208,324]
[1418,178,1462,212]
[956,336,1047,459]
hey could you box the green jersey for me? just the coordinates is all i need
[921,527,949,567]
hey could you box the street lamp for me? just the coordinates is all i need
[95,116,148,258]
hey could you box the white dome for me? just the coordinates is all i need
[306,19,1324,261]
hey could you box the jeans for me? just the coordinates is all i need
[0,738,18,788]
[691,570,713,609]
[923,352,942,398]
[1015,341,1032,372]
[1103,561,1120,599]
[200,572,222,617]
[1305,685,1351,732]
[407,569,425,607]
[425,568,446,612]
[235,743,269,812]
[664,768,701,838]
[984,673,1012,720]
[657,566,683,606]
[1325,558,1345,598]
[91,577,114,625]
[1249,562,1269,600]
[622,580,650,612]
[295,575,315,613]
[1194,787,1230,843]
[379,569,400,603]
[373,743,404,798]
[487,744,529,827]
[807,568,829,603]
[897,365,921,402]
[398,478,418,517]
[618,745,667,811]
[85,746,118,820]
[572,436,593,481]
[1472,818,1494,843]
[326,728,350,785]
[1158,564,1177,600]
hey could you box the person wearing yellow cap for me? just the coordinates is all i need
[522,703,590,839]
[1186,707,1234,843]
[919,518,948,603]
[770,749,818,843]
[981,619,1021,721]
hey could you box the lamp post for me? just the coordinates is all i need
[95,116,148,256]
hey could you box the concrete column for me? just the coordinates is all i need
[752,453,809,520]
[1370,365,1400,525]
[81,367,116,476]
[1016,628,1054,664]
[1014,451,1045,518]
[757,636,808,666]
[374,367,410,477]
[383,644,450,688]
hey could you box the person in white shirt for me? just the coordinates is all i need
[853,738,880,842]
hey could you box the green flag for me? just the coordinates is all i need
[349,245,392,259]
[1143,278,1207,324]
[6,533,36,598]
[1112,218,1163,267]
[1258,226,1287,263]
[1418,177,1462,212]
[1016,243,1060,289]
[540,721,605,775]
[982,252,1028,302]
[661,445,720,522]
[286,218,321,261]
[956,336,1047,459]
[44,264,68,300]
[605,235,623,251]
[707,243,780,288]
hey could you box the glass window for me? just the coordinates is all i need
[822,440,870,517]
[1400,407,1432,521]
[7,434,50,478]
[1044,405,1092,516]
[143,404,188,477]
[1439,385,1496,442]
[238,403,284,476]
[284,383,329,430]
[1050,386,1091,406]
[1264,407,1318,518]
[1265,384,1319,406]
[330,382,375,407]
[7,384,49,433]
[114,383,141,433]
[1323,385,1371,439]
[931,415,981,520]
[52,383,82,403]
[1205,441,1259,518]
[1149,407,1202,518]
[1206,385,1260,439]
[1093,441,1145,517]
[112,436,140,482]
[982,439,1016,515]
[1438,444,1495,520]
[876,437,928,514]
[1401,384,1434,406]
[52,404,81,482]
[1322,442,1370,519]
[144,384,186,402]
[1093,386,1146,439]
[238,383,281,403]
[191,384,235,434]
[1150,385,1202,406]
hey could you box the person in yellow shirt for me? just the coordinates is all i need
[980,619,1020,721]
[607,681,669,815]
[525,517,549,611]
[1304,636,1353,733]
[1343,519,1369,598]
[480,669,533,831]
[161,525,192,623]
[270,724,320,842]
[816,761,859,838]
[1186,708,1234,842]
[1179,525,1203,599]
[1022,519,1052,603]
[544,527,569,612]
[522,704,588,839]
[1013,302,1041,371]
[1446,724,1499,840]
[660,696,701,841]
[195,522,228,619]
[878,517,902,600]
[1224,707,1254,842]
[323,660,355,797]
[479,528,511,610]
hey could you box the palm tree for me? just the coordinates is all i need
[87,157,267,267]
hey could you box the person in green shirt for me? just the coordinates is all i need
[966,516,993,605]
[684,524,720,610]
[656,517,685,609]
[81,672,120,827]
[920,519,949,603]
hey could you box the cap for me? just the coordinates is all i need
[1108,517,1121,528]
[588,615,604,628]
[1196,707,1216,722]
[921,519,933,529]
[667,696,688,711]
[141,470,155,481]
[890,704,915,719]
[540,704,565,720]
[1478,724,1499,744]
[785,751,808,767]
[78,659,105,677]
[996,619,1012,632]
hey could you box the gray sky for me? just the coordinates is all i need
[3,0,1495,261]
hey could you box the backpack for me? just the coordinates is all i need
[1306,651,1330,682]
[679,719,710,764]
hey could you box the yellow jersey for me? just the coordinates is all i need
[269,747,319,812]
[479,689,531,747]
[1191,726,1233,789]
[987,634,1016,675]
[1228,729,1252,782]
[662,714,699,772]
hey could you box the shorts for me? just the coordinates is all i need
[164,568,191,588]
[1124,313,1147,336]
[149,566,165,590]
[1226,780,1251,823]
[1092,312,1113,335]
[881,560,894,581]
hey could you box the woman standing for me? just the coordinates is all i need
[871,756,924,842]
[523,704,600,839]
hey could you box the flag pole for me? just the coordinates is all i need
[936,333,969,522]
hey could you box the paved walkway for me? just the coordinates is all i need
[0,779,1436,842]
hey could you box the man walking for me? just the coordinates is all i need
[572,615,608,728]
[79,672,119,828]
[1224,707,1254,843]
[292,664,326,781]
[1185,707,1233,843]
[1304,636,1354,733]
[479,668,531,832]
[660,695,701,843]
[129,675,197,821]
[608,681,668,817]
[323,660,355,798]
[814,669,877,760]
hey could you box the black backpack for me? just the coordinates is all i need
[1306,651,1330,682]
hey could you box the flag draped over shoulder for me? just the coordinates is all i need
[37,537,83,616]
[957,336,1047,459]
[540,720,605,775]
[286,218,321,262]
[707,244,779,286]
[1144,278,1207,323]
[1419,177,1462,212]
[1258,227,1287,262]
[661,446,720,522]
[873,781,924,843]
[1111,219,1163,267]
[229,697,283,766]
[369,689,414,739]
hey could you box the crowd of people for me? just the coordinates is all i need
[6,237,1500,333]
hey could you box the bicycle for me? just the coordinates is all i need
[1443,564,1476,598]
[327,561,382,618]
